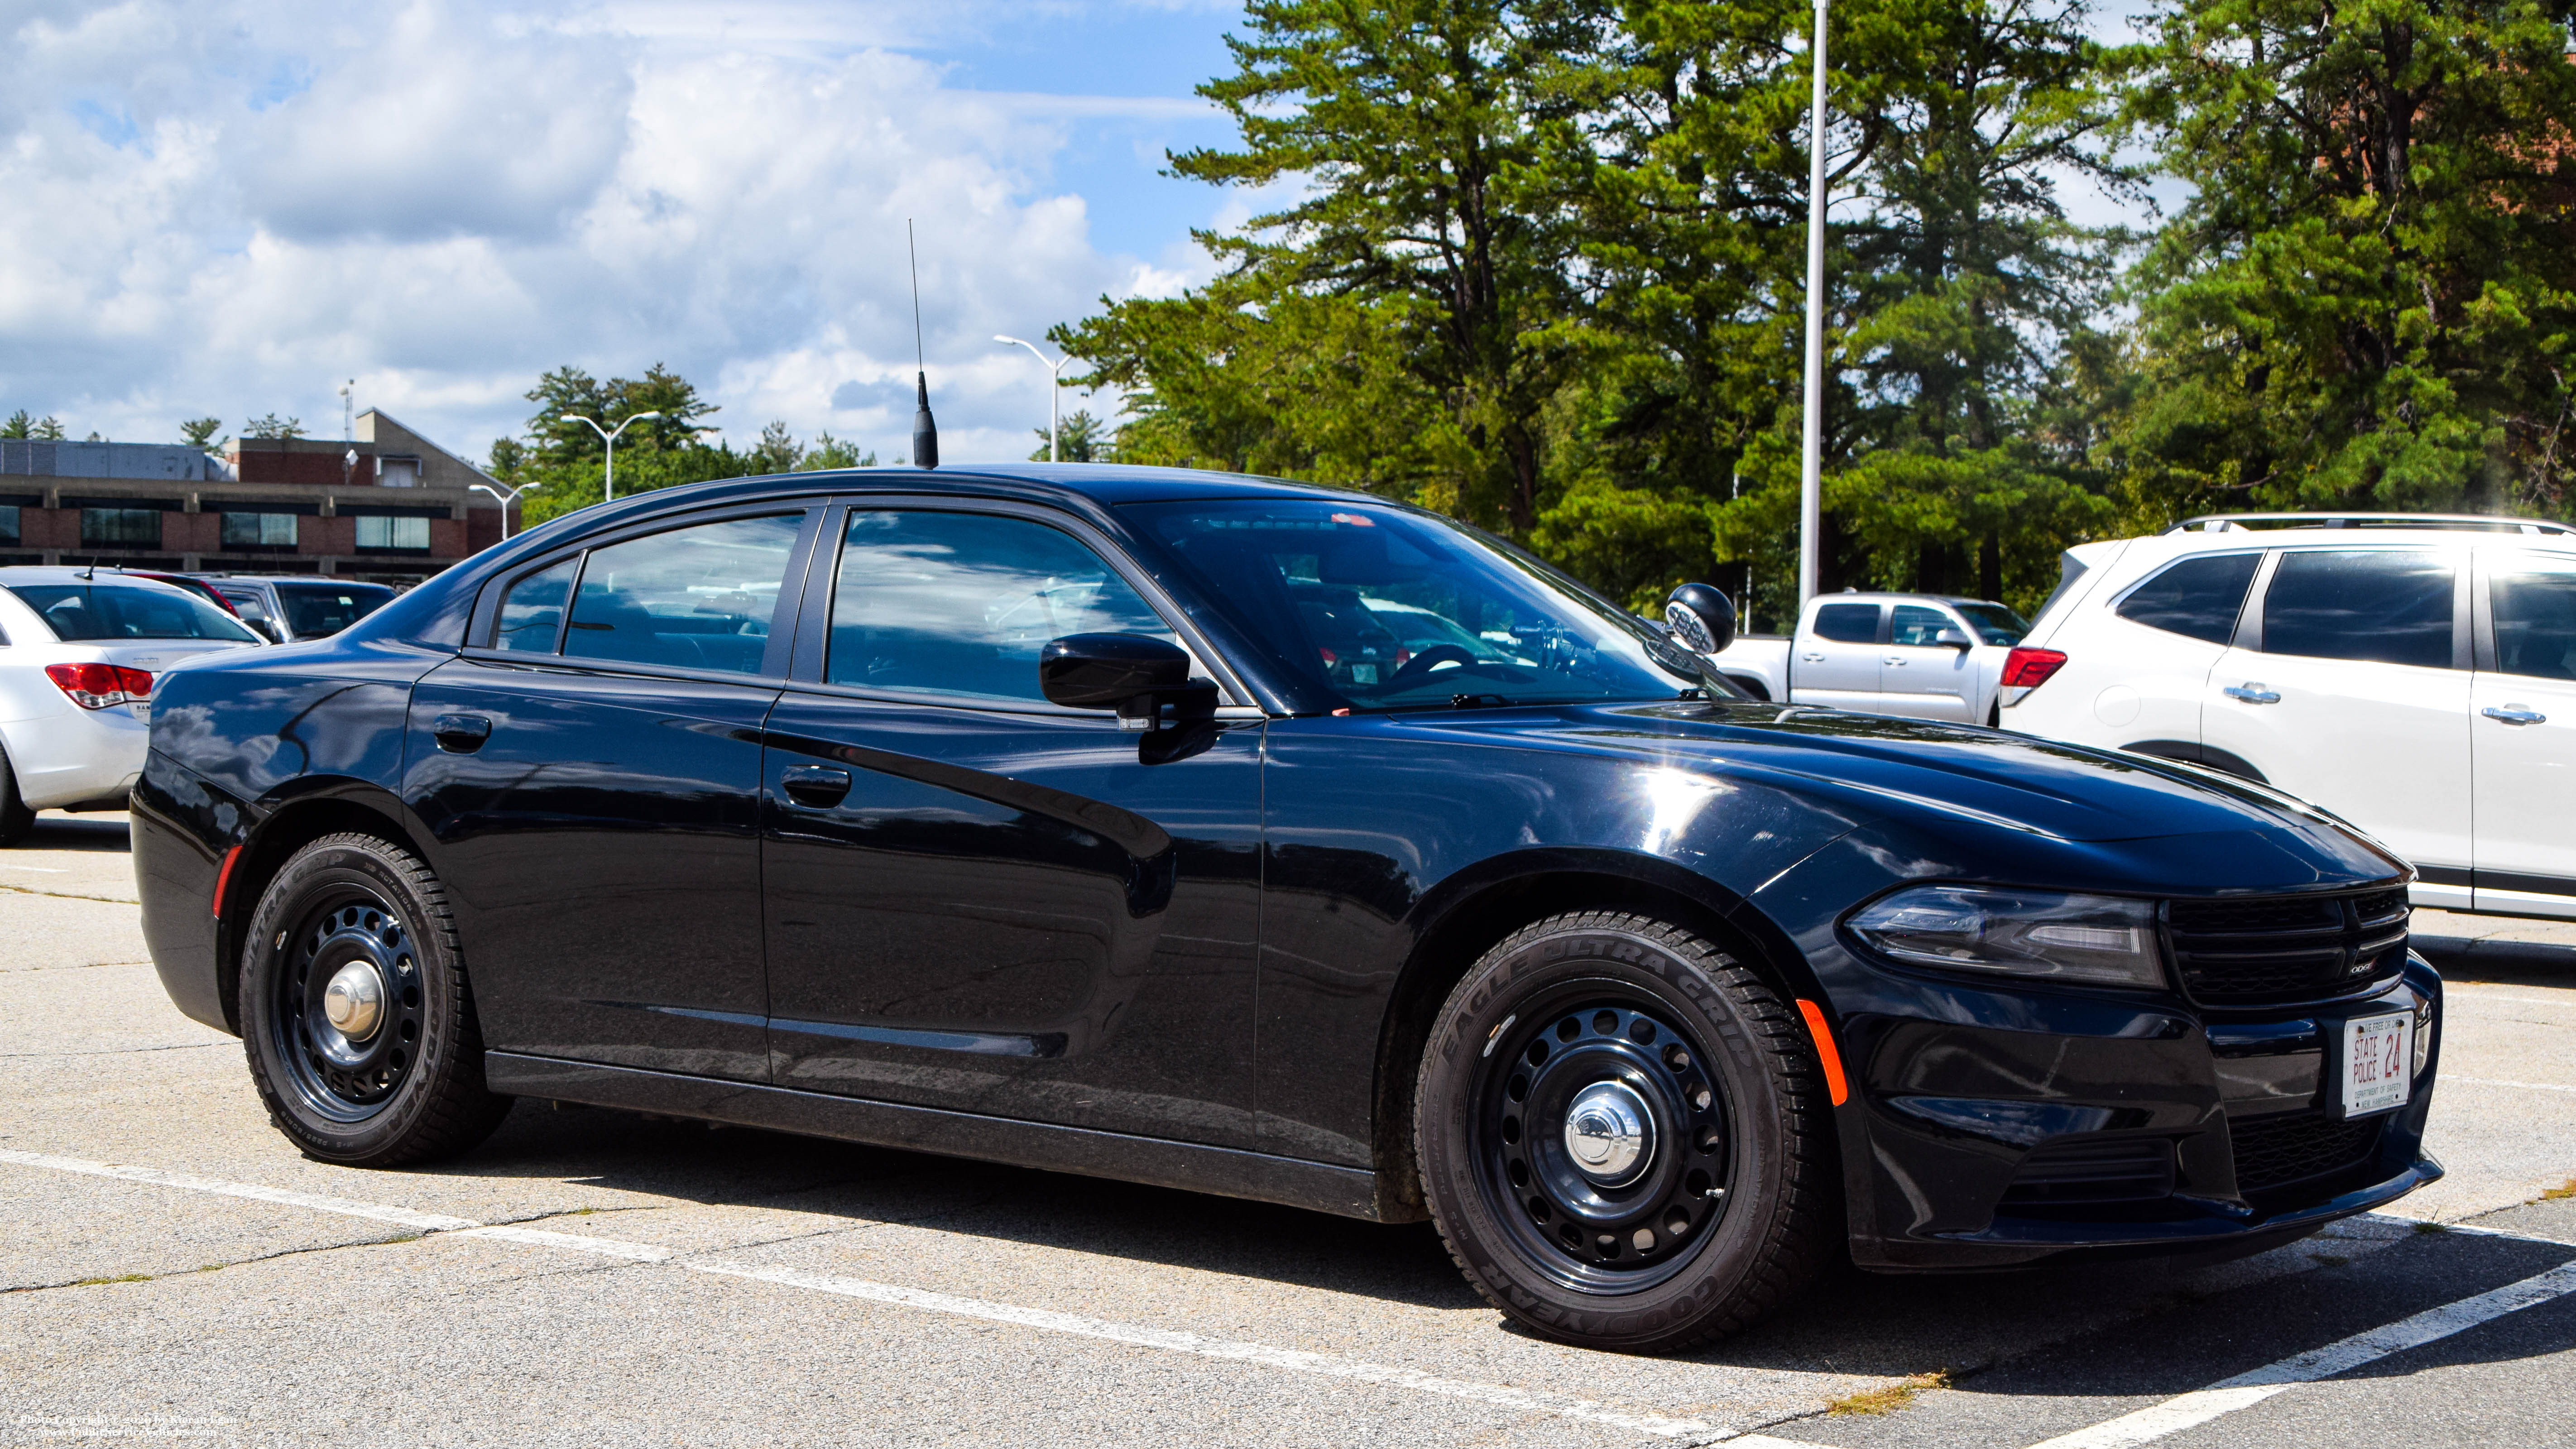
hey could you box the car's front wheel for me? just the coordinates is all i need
[1415,911,1836,1353]
[239,832,510,1165]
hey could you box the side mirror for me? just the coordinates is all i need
[1662,583,1737,655]
[1041,633,1194,729]
[1934,627,1973,650]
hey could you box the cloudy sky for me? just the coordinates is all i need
[0,0,1254,468]
[1,0,2164,474]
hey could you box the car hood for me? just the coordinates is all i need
[1406,700,2399,855]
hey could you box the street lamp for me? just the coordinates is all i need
[995,336,1070,462]
[470,480,540,539]
[563,411,663,504]
[1798,0,1831,606]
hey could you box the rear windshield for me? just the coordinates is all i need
[5,582,260,643]
[274,582,395,638]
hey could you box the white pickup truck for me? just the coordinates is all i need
[1697,591,2032,723]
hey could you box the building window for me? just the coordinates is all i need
[221,512,299,549]
[355,515,431,552]
[0,505,17,547]
[81,507,162,548]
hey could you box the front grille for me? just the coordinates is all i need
[2000,1135,2177,1206]
[2229,1112,2384,1193]
[2165,887,2410,1006]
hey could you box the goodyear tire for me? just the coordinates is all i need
[1414,910,1835,1353]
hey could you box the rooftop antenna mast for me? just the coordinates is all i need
[908,219,939,470]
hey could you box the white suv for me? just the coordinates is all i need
[2000,513,2576,918]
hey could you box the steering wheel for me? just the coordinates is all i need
[1385,644,1478,689]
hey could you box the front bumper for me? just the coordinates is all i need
[1832,955,2443,1271]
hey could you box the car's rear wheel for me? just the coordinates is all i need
[239,832,510,1165]
[1414,911,1835,1353]
[0,740,34,846]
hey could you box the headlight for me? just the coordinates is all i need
[1847,886,2165,989]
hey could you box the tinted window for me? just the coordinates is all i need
[274,583,394,638]
[81,508,160,548]
[2263,550,2454,669]
[0,504,19,547]
[493,558,576,653]
[1952,601,2030,644]
[1891,605,1954,646]
[5,582,258,642]
[2116,553,2260,643]
[829,510,1175,703]
[2491,555,2576,681]
[561,513,802,675]
[219,588,272,624]
[1125,499,1696,710]
[221,513,297,547]
[1813,603,1880,643]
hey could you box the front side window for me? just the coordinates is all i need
[2116,553,2260,644]
[560,513,802,674]
[2491,554,2576,681]
[829,510,1176,703]
[1124,499,1700,710]
[2263,549,2455,669]
[1952,601,2030,645]
[493,557,576,653]
[81,508,160,548]
[355,516,431,551]
[221,512,298,548]
[5,582,259,643]
[275,582,394,638]
[1812,603,1880,643]
[1890,605,1956,646]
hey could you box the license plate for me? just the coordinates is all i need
[2339,1011,2413,1117]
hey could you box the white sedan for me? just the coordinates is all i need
[0,567,263,844]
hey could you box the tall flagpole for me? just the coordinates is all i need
[1799,0,1830,606]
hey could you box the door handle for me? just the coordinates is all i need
[780,764,853,807]
[1799,652,1826,662]
[2223,683,2281,705]
[2483,704,2548,725]
[431,714,491,753]
[1883,655,1907,666]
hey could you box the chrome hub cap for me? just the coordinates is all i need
[322,962,385,1041]
[1563,1081,1652,1186]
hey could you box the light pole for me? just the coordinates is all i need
[1798,0,1831,606]
[470,481,539,539]
[995,336,1070,461]
[563,412,663,504]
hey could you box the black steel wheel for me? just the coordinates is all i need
[1415,911,1836,1353]
[240,832,510,1165]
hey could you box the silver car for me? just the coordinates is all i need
[0,567,262,844]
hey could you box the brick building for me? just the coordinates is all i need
[0,411,514,584]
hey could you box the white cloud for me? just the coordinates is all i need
[0,0,1228,464]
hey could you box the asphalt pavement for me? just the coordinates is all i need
[3,812,2571,1448]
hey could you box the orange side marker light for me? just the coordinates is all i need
[211,844,243,919]
[1796,998,1849,1106]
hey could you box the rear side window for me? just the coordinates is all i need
[2491,555,2576,681]
[1812,603,1880,643]
[2263,550,2454,669]
[561,513,804,675]
[493,558,576,653]
[2115,553,2260,643]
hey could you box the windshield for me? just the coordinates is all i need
[1952,601,2031,645]
[1123,499,1701,710]
[274,582,394,638]
[6,582,261,643]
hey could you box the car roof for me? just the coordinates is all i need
[2149,526,2576,552]
[547,462,1371,519]
[1810,592,2001,608]
[202,575,395,587]
[0,566,202,590]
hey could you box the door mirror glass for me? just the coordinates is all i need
[1661,583,1736,654]
[2263,549,2455,669]
[2491,556,2576,681]
[1039,633,1193,708]
[560,513,803,674]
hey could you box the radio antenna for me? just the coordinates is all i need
[907,218,939,470]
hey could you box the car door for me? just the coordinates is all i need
[401,506,818,1081]
[2471,549,2576,917]
[1878,603,1978,721]
[1792,600,1883,710]
[758,502,1266,1148]
[2201,547,2473,889]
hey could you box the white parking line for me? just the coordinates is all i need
[2446,1076,2576,1094]
[0,1148,1742,1441]
[2019,1258,2576,1449]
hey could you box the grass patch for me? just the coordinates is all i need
[72,1273,152,1286]
[1826,1372,1950,1417]
[2414,1220,2449,1234]
[2540,1179,2576,1202]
